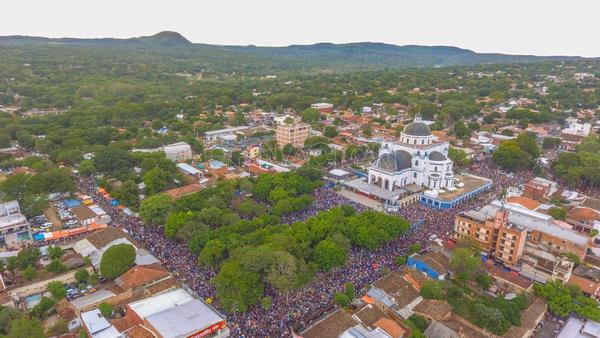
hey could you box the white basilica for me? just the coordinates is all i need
[368,116,455,191]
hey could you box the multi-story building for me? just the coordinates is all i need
[0,201,32,250]
[455,200,591,265]
[455,209,527,266]
[276,122,310,148]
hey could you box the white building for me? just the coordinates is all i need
[0,201,31,249]
[162,142,192,162]
[204,126,249,142]
[368,116,454,191]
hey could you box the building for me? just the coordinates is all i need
[300,301,410,338]
[455,200,590,283]
[407,252,450,280]
[242,145,260,159]
[162,142,192,162]
[523,177,558,199]
[204,126,249,142]
[0,200,31,249]
[455,209,527,266]
[81,308,121,338]
[311,102,334,113]
[557,316,600,338]
[560,119,592,151]
[369,116,455,191]
[73,228,159,270]
[566,207,600,234]
[126,288,229,338]
[276,122,310,148]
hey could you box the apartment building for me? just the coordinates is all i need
[455,200,591,266]
[276,122,310,148]
[455,209,527,266]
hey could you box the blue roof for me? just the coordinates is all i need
[64,199,81,208]
[209,160,226,169]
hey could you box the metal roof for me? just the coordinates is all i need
[129,288,194,319]
[485,200,589,247]
[145,299,225,338]
[71,290,116,310]
[343,178,404,200]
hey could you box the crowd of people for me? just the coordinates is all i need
[74,156,534,337]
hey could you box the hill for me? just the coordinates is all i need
[0,31,590,72]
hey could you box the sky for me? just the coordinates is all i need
[2,0,598,57]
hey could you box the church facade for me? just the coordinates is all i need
[368,116,455,191]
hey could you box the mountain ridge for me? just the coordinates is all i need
[0,31,592,69]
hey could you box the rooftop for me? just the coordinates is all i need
[301,309,358,338]
[114,264,171,290]
[435,173,492,202]
[145,299,226,338]
[343,178,405,200]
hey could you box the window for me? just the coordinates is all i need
[413,172,417,178]
[415,160,419,166]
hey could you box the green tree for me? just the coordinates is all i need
[493,140,532,171]
[100,243,136,279]
[301,108,321,123]
[143,167,169,195]
[516,133,540,159]
[138,194,174,225]
[46,259,67,273]
[47,246,64,259]
[22,265,36,281]
[78,159,96,176]
[475,273,493,290]
[324,126,338,138]
[333,293,351,307]
[449,248,480,283]
[212,261,263,312]
[448,148,471,167]
[74,269,90,284]
[4,316,44,338]
[266,251,298,294]
[198,239,227,268]
[313,238,347,271]
[47,281,67,300]
[549,207,567,220]
[98,303,113,318]
[113,180,139,208]
[94,147,131,175]
[420,280,445,299]
[453,122,472,140]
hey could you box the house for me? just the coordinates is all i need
[81,308,121,338]
[567,274,600,299]
[407,252,450,280]
[73,228,159,270]
[164,183,202,199]
[300,301,410,338]
[567,207,600,234]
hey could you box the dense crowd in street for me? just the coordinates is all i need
[74,156,535,337]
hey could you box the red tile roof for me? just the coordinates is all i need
[114,264,171,290]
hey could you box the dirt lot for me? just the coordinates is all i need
[44,206,63,230]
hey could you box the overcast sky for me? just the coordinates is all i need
[2,0,598,57]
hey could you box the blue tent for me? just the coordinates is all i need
[63,199,81,208]
[111,199,119,206]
